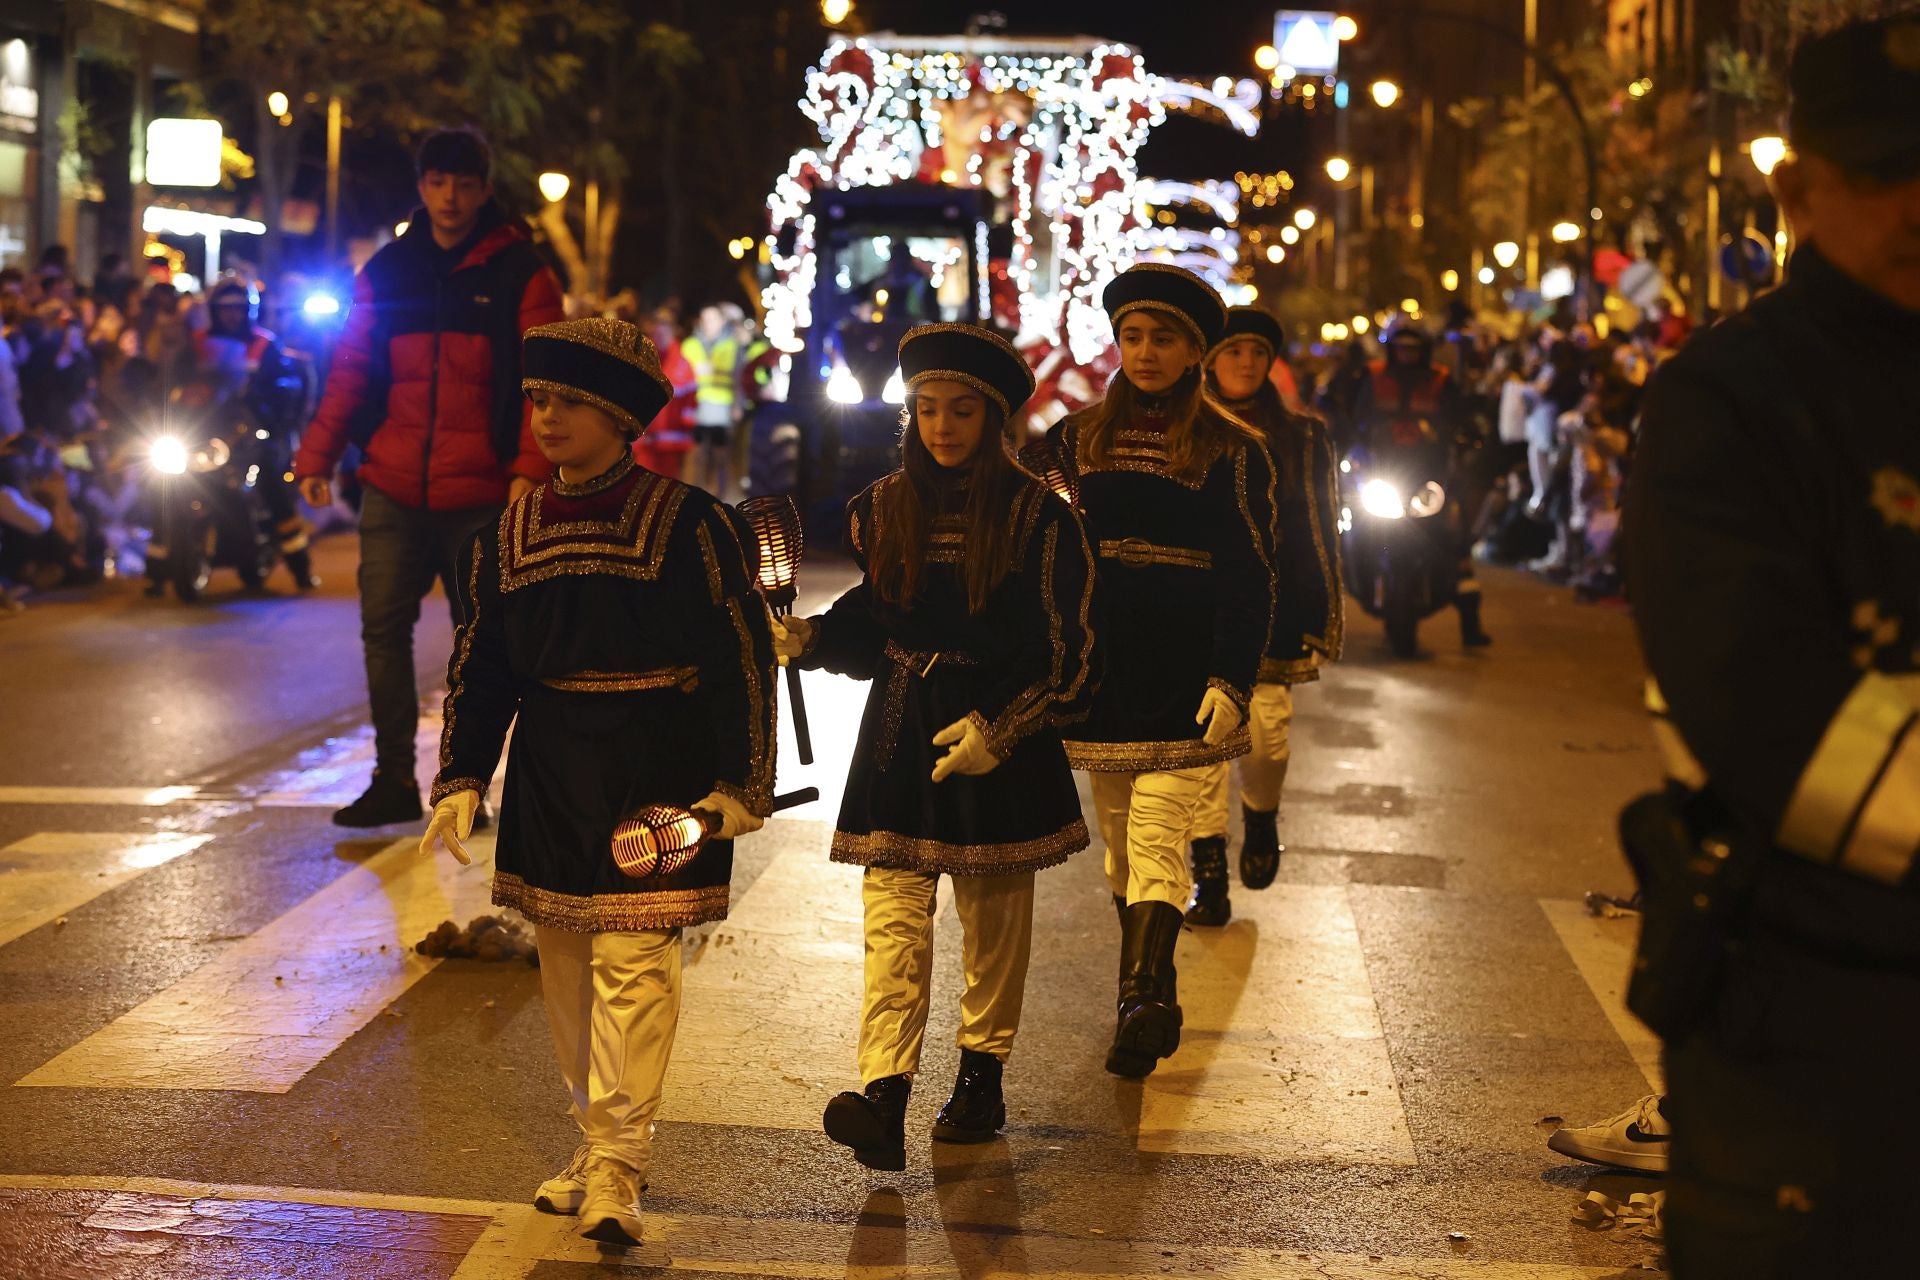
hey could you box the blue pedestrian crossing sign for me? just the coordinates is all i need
[1275,11,1342,77]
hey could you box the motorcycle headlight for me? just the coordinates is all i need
[881,369,906,405]
[1359,478,1406,520]
[825,363,864,405]
[1408,481,1447,519]
[150,436,189,476]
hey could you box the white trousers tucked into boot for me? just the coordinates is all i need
[857,866,1035,1086]
[535,925,682,1180]
[1089,767,1211,908]
[1194,684,1294,838]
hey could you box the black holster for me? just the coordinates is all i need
[1618,788,1758,1041]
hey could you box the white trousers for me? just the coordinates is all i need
[535,924,682,1178]
[1089,767,1211,909]
[1195,683,1294,837]
[858,866,1035,1086]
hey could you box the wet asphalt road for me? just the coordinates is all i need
[0,531,1669,1278]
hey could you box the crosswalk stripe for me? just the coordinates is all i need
[1140,883,1416,1162]
[0,1174,1637,1278]
[1538,899,1663,1092]
[15,835,498,1093]
[0,833,213,949]
[662,834,867,1129]
[0,786,201,806]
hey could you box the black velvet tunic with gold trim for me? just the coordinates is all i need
[433,454,777,932]
[1226,396,1345,686]
[1034,406,1277,772]
[796,471,1098,876]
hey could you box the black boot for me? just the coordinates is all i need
[823,1073,910,1171]
[285,547,319,591]
[1458,590,1492,647]
[1239,805,1282,889]
[932,1049,1005,1143]
[331,769,423,828]
[1105,901,1184,1078]
[1184,837,1230,927]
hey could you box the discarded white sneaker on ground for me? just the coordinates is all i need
[534,1141,591,1215]
[578,1154,645,1246]
[1548,1093,1670,1172]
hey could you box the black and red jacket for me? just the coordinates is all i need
[295,205,565,511]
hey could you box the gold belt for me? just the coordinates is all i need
[1097,537,1212,570]
[540,667,700,694]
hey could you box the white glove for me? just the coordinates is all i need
[421,790,480,866]
[692,790,763,840]
[931,715,1002,782]
[770,615,814,666]
[1196,686,1244,747]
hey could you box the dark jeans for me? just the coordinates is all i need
[1664,932,1920,1277]
[357,486,500,779]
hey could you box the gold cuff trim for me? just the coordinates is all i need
[540,667,699,694]
[1778,672,1919,864]
[1064,727,1252,772]
[712,779,772,818]
[430,777,488,805]
[1207,676,1250,714]
[1096,538,1212,570]
[1259,656,1322,685]
[829,819,1089,876]
[493,873,729,933]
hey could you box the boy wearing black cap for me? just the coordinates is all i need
[421,317,777,1248]
[1624,13,1920,1275]
[1185,307,1343,926]
[1027,264,1277,1079]
[775,323,1099,1169]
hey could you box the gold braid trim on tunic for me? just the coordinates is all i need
[493,874,730,932]
[829,818,1090,877]
[698,518,777,814]
[436,541,493,792]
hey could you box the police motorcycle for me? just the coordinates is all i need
[140,381,282,601]
[1338,411,1456,658]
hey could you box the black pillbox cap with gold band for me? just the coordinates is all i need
[1103,262,1228,351]
[897,323,1036,418]
[522,317,674,438]
[1209,306,1285,362]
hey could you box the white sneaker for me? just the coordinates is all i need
[578,1154,645,1247]
[1548,1093,1671,1172]
[534,1141,592,1215]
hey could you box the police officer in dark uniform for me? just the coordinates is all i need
[1624,15,1920,1276]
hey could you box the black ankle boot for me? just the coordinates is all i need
[1184,837,1230,927]
[823,1073,910,1171]
[1458,590,1492,647]
[1239,805,1282,889]
[1105,901,1184,1078]
[332,770,423,828]
[932,1049,1005,1143]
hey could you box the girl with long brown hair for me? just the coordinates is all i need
[773,323,1098,1171]
[1028,264,1277,1079]
[1184,306,1344,927]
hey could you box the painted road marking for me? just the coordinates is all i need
[0,1174,1629,1279]
[0,832,212,948]
[661,833,867,1129]
[1141,883,1416,1162]
[0,786,201,806]
[16,835,498,1093]
[1538,899,1662,1092]
[250,716,459,809]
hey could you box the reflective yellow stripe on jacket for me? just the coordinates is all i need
[1778,672,1920,885]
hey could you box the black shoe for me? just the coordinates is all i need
[1239,805,1282,890]
[285,549,319,592]
[1107,901,1183,1077]
[933,1049,1006,1143]
[823,1074,910,1171]
[1184,837,1231,927]
[331,771,423,827]
[1458,591,1493,647]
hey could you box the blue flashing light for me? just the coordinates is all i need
[302,293,342,318]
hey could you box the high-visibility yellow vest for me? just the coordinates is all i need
[684,334,741,407]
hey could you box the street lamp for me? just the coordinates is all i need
[1551,220,1582,243]
[267,90,289,117]
[821,0,853,26]
[1440,269,1460,292]
[1492,240,1521,269]
[1352,314,1370,334]
[1324,156,1351,183]
[1334,15,1359,41]
[1280,225,1300,245]
[1370,79,1401,109]
[1400,297,1420,314]
[1255,44,1280,72]
[1477,265,1496,284]
[1293,207,1317,231]
[538,171,571,203]
[1749,135,1788,177]
[1265,244,1286,264]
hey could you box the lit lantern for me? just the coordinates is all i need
[612,804,713,879]
[736,494,813,765]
